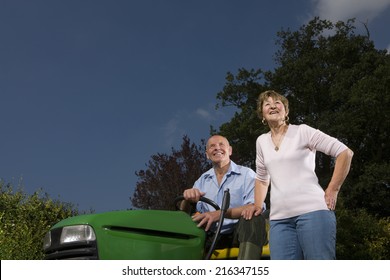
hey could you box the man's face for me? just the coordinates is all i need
[206,136,232,164]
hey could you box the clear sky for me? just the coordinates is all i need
[1,0,389,213]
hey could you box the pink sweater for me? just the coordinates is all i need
[256,124,348,220]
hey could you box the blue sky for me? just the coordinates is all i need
[1,0,390,213]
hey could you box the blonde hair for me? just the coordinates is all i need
[256,90,289,120]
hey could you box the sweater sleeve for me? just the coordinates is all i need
[303,124,348,157]
[255,135,270,182]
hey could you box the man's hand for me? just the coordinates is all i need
[241,204,263,220]
[192,211,221,231]
[183,188,205,203]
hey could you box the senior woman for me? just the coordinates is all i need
[243,90,353,260]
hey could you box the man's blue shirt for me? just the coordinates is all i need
[194,161,257,234]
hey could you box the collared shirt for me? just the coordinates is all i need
[194,161,258,234]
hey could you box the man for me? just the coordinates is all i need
[182,135,266,259]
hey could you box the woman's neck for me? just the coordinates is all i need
[270,122,288,136]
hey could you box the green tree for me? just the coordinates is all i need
[131,135,211,210]
[216,68,268,168]
[336,205,390,260]
[0,181,80,260]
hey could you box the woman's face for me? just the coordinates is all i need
[262,96,287,124]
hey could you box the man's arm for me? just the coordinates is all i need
[179,187,205,214]
[193,203,259,232]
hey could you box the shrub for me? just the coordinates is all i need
[0,181,80,260]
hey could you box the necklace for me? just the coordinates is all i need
[271,126,287,151]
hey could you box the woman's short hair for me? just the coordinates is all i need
[256,90,289,120]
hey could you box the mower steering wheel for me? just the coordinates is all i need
[174,195,220,211]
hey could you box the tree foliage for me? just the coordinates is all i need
[336,206,390,260]
[131,135,211,210]
[0,181,80,260]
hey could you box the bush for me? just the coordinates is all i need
[336,207,390,259]
[0,181,80,260]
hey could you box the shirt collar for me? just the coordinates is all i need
[203,160,241,179]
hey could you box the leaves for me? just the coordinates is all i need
[130,135,211,210]
[0,181,80,260]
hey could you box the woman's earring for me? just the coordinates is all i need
[262,118,267,125]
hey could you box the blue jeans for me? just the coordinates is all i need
[269,210,336,260]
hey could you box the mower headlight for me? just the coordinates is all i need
[60,225,96,244]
